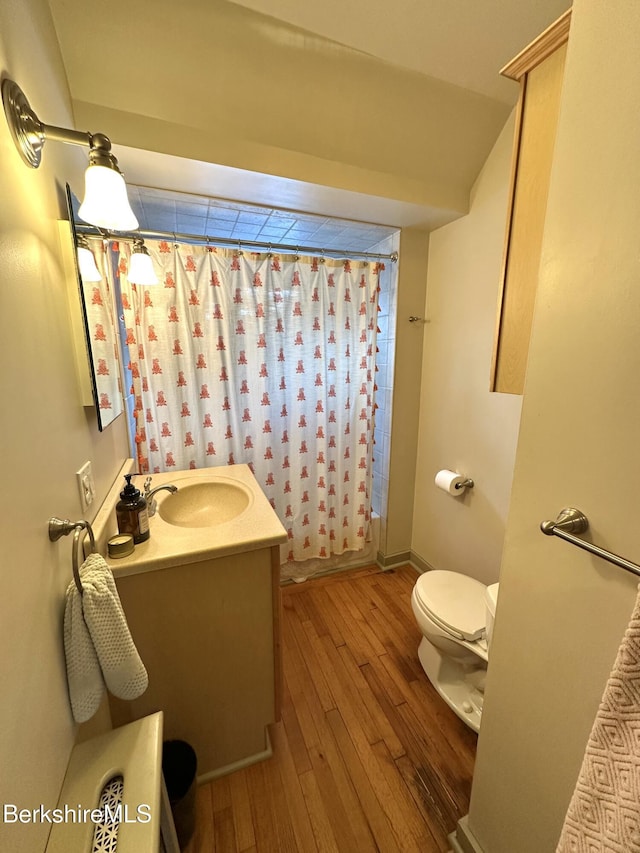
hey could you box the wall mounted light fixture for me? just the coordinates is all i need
[76,235,102,282]
[129,238,158,285]
[2,78,138,231]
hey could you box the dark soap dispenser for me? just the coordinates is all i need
[116,474,150,544]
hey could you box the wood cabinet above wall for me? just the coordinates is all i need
[490,10,571,395]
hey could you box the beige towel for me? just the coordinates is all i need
[557,586,640,852]
[64,553,148,723]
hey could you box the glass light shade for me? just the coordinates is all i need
[77,245,102,281]
[78,164,139,231]
[129,249,158,285]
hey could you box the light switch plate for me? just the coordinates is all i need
[77,461,95,512]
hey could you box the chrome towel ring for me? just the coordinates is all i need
[48,517,97,595]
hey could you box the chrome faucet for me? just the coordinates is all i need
[143,477,178,517]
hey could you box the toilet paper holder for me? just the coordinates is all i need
[455,478,474,490]
[435,469,475,495]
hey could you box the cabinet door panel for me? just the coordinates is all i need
[492,42,567,394]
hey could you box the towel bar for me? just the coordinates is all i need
[48,517,97,594]
[540,507,640,578]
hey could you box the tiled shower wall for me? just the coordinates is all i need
[371,232,400,555]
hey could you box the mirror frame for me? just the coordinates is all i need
[65,183,124,431]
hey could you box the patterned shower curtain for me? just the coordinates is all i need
[104,238,381,573]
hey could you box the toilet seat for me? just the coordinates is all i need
[413,571,487,642]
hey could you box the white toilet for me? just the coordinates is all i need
[411,570,499,733]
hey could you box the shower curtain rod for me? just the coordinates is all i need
[75,223,398,263]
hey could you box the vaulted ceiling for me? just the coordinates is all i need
[48,0,569,229]
[226,0,569,103]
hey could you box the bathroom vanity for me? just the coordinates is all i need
[93,463,287,780]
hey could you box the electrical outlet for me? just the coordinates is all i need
[77,461,95,512]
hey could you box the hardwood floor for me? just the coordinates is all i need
[184,564,477,852]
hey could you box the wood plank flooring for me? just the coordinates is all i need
[184,564,477,852]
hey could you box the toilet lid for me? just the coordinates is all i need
[414,571,487,642]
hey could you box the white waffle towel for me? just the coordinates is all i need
[63,576,105,723]
[64,553,148,723]
[557,586,640,852]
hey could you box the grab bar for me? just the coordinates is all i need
[540,507,640,578]
[48,517,97,594]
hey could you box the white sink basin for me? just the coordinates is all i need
[98,464,287,576]
[158,480,251,528]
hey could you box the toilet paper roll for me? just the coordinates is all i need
[435,469,466,495]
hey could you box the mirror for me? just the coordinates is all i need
[65,184,124,431]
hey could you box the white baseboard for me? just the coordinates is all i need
[449,831,465,853]
[196,730,272,784]
[376,549,436,575]
[408,551,435,574]
[449,816,485,853]
[376,549,411,568]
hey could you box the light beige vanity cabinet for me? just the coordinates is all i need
[92,463,287,781]
[490,10,571,395]
[110,546,282,779]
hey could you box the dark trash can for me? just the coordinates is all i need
[162,740,197,850]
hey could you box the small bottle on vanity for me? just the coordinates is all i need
[115,474,150,544]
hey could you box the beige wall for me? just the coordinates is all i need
[411,115,522,585]
[468,1,640,850]
[0,1,129,850]
[384,227,431,557]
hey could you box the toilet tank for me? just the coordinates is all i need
[485,583,499,651]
